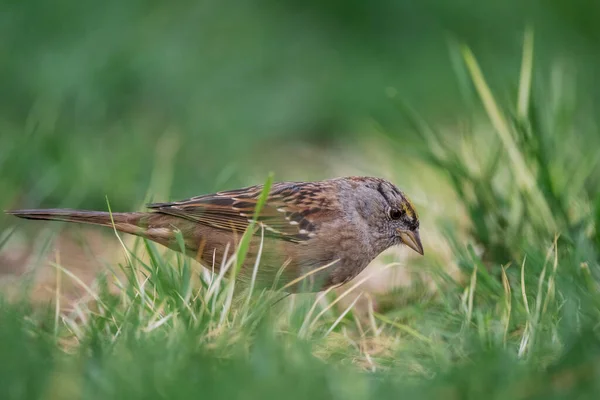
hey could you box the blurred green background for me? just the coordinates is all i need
[2,0,599,210]
[2,1,600,399]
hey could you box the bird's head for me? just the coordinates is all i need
[342,177,423,256]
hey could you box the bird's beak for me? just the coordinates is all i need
[397,229,424,255]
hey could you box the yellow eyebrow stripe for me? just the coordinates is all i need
[402,197,417,219]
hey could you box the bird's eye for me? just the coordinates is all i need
[389,208,403,220]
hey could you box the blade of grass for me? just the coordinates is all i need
[324,293,362,337]
[0,226,15,250]
[467,260,478,324]
[517,27,534,121]
[374,313,432,344]
[231,173,274,280]
[50,262,108,311]
[242,225,265,320]
[501,264,512,348]
[54,250,61,337]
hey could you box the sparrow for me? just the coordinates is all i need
[6,177,423,292]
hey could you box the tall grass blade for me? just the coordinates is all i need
[231,173,274,279]
[517,27,534,121]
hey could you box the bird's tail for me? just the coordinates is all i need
[5,208,147,236]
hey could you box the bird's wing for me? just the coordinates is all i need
[146,182,339,243]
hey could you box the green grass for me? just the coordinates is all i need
[2,18,600,400]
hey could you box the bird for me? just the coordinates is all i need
[5,176,423,292]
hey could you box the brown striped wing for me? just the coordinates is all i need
[146,182,339,243]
